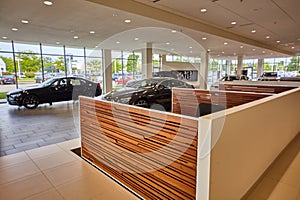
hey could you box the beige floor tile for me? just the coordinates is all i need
[0,160,40,185]
[57,138,81,151]
[26,144,63,159]
[280,166,300,188]
[56,172,117,200]
[24,188,64,200]
[0,151,31,169]
[246,177,279,199]
[43,160,94,187]
[90,186,139,200]
[0,173,52,200]
[32,150,76,171]
[267,182,300,200]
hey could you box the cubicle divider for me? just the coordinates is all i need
[80,85,299,200]
[219,83,296,93]
[172,88,272,117]
[80,97,198,199]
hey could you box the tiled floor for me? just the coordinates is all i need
[0,139,140,200]
[0,102,79,156]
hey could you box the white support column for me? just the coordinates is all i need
[199,51,209,89]
[237,55,243,76]
[226,60,231,75]
[257,58,264,78]
[102,49,112,93]
[142,42,153,79]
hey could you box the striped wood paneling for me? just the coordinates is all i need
[172,89,272,117]
[80,97,198,200]
[220,84,296,93]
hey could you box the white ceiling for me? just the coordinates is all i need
[0,0,299,59]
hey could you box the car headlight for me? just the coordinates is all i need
[9,93,22,98]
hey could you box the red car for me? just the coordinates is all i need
[116,76,132,85]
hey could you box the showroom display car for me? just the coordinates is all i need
[7,76,102,109]
[102,77,194,111]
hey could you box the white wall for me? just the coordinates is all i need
[197,87,300,200]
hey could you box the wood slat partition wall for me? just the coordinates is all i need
[80,97,198,200]
[220,83,296,93]
[172,88,272,117]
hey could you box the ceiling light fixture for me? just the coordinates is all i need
[202,37,207,40]
[251,29,256,33]
[89,31,95,34]
[2,36,8,39]
[262,51,265,53]
[266,35,270,39]
[207,49,211,52]
[116,41,120,44]
[240,45,244,48]
[222,51,225,54]
[291,46,295,49]
[224,42,228,45]
[231,21,237,25]
[171,30,177,33]
[276,40,280,43]
[252,48,256,51]
[166,42,170,45]
[124,19,131,23]
[200,8,207,13]
[43,1,53,6]
[11,28,18,31]
[73,36,79,39]
[190,51,193,53]
[189,46,193,49]
[21,20,29,24]
[134,37,139,41]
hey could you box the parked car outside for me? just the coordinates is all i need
[102,78,194,111]
[210,74,249,90]
[7,76,102,109]
[116,75,133,85]
[1,75,16,84]
[258,72,279,81]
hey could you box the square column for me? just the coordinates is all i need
[142,42,153,79]
[257,58,264,78]
[237,55,243,76]
[102,49,112,93]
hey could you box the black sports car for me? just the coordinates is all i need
[7,76,102,109]
[102,78,194,111]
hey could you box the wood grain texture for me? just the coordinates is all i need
[80,97,198,200]
[172,89,273,117]
[220,83,296,93]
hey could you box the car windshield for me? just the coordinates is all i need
[40,78,56,87]
[130,79,161,89]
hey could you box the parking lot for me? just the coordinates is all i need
[0,82,39,93]
[0,101,80,156]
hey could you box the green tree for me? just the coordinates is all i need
[53,57,65,72]
[264,62,272,71]
[126,54,139,73]
[0,56,14,72]
[287,57,300,71]
[112,59,122,74]
[87,59,102,73]
[18,53,41,72]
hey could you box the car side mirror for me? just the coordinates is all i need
[158,85,165,90]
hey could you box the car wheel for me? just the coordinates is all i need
[135,99,149,108]
[23,95,39,109]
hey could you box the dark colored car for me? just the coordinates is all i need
[258,72,279,81]
[7,76,102,109]
[102,78,194,111]
[1,75,16,84]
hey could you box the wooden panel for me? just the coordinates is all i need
[172,89,272,117]
[220,83,296,94]
[80,97,198,200]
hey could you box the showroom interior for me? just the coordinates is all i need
[0,0,300,199]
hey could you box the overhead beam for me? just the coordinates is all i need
[86,0,294,56]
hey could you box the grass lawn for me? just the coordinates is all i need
[18,78,34,82]
[0,92,7,99]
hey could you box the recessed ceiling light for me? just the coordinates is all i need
[233,53,236,55]
[112,14,118,17]
[166,42,170,45]
[189,46,193,49]
[270,53,273,55]
[240,45,244,48]
[266,35,270,39]
[89,31,95,34]
[73,36,79,39]
[2,36,7,39]
[124,19,131,23]
[171,48,174,51]
[251,29,256,33]
[200,8,207,13]
[190,51,193,53]
[21,20,29,24]
[116,41,120,44]
[262,51,265,53]
[276,40,280,43]
[222,51,225,54]
[224,42,228,45]
[171,30,177,33]
[291,46,295,49]
[11,28,18,31]
[207,49,211,52]
[43,1,53,6]
[56,42,60,45]
[231,21,237,25]
[134,37,139,41]
[202,37,207,40]
[252,48,256,51]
